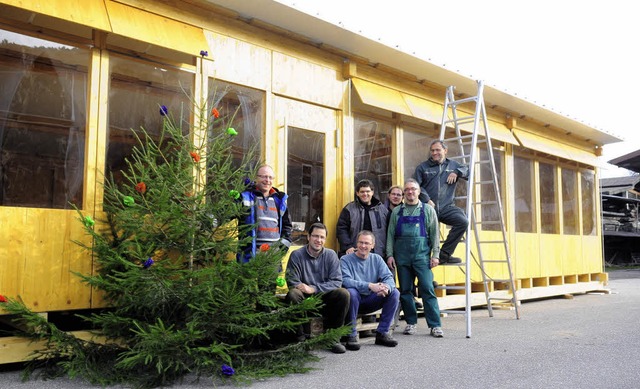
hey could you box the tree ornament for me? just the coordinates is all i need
[226,127,238,136]
[229,189,240,199]
[123,196,135,207]
[83,215,95,227]
[276,276,286,287]
[135,182,147,194]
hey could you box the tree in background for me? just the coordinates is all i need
[0,66,347,388]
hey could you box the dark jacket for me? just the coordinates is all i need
[237,186,292,263]
[414,157,469,213]
[336,196,389,257]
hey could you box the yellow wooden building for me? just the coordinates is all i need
[0,0,623,362]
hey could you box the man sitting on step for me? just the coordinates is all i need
[340,230,400,350]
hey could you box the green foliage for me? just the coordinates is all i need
[4,98,348,388]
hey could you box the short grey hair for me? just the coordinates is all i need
[430,139,448,150]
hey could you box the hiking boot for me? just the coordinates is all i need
[430,327,444,338]
[345,336,361,351]
[403,324,417,335]
[375,332,398,347]
[330,342,346,354]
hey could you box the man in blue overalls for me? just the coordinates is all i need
[386,178,444,337]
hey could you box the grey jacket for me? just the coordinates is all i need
[336,196,389,257]
[414,157,469,213]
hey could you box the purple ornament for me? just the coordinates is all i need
[159,105,168,116]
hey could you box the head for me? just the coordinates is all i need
[355,179,374,205]
[403,178,421,205]
[387,185,404,208]
[307,222,327,253]
[429,140,448,164]
[255,165,275,196]
[355,230,375,259]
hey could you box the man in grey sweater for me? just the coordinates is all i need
[285,222,350,353]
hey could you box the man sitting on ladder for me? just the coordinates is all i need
[414,139,468,264]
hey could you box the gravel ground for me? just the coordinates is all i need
[1,269,638,389]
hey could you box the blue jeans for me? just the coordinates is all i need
[346,288,400,337]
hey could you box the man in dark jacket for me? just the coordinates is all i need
[414,140,468,264]
[336,179,389,258]
[237,165,292,263]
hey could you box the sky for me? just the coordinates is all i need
[279,0,637,177]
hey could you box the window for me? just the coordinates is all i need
[0,29,88,209]
[480,143,504,231]
[207,79,263,169]
[581,170,596,235]
[402,123,439,182]
[106,55,194,186]
[561,167,579,235]
[539,161,558,234]
[514,155,536,232]
[354,115,393,195]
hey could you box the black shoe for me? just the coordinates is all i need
[345,336,361,351]
[440,255,462,264]
[375,332,398,347]
[360,329,376,338]
[330,342,346,354]
[415,300,424,310]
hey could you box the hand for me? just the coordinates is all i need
[296,283,315,294]
[430,257,440,268]
[346,247,356,255]
[371,282,389,297]
[386,256,396,271]
[427,200,435,207]
[446,172,458,184]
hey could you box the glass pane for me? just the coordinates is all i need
[403,123,439,183]
[106,55,193,186]
[514,155,536,232]
[480,144,504,231]
[354,115,393,200]
[0,30,88,209]
[208,79,263,169]
[561,168,579,235]
[287,127,324,245]
[581,170,596,235]
[539,161,558,234]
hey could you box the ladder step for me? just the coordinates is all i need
[474,220,502,225]
[444,116,476,125]
[440,309,466,315]
[437,285,466,290]
[478,240,504,244]
[473,180,495,186]
[443,134,474,142]
[448,96,478,105]
[449,154,471,160]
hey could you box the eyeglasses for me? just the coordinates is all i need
[256,174,275,181]
[404,187,419,192]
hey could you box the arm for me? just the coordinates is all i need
[336,207,353,254]
[279,207,293,248]
[376,255,396,290]
[385,208,398,269]
[425,204,441,260]
[285,250,303,288]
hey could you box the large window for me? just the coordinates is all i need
[207,79,263,169]
[402,123,439,182]
[581,170,597,235]
[539,161,558,234]
[0,30,88,209]
[562,167,579,235]
[514,155,536,233]
[354,115,393,196]
[106,55,194,186]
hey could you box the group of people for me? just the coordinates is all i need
[238,139,469,354]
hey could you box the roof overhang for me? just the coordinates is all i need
[204,0,623,146]
[609,149,640,173]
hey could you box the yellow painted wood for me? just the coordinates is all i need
[514,129,599,166]
[105,0,208,56]
[0,208,93,312]
[0,0,111,31]
[352,78,412,116]
[272,51,343,109]
[560,235,581,275]
[539,234,563,276]
[514,232,541,278]
[203,31,271,91]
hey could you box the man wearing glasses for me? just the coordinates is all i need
[238,165,292,262]
[285,223,350,354]
[386,178,444,338]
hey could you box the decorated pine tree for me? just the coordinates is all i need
[1,77,348,388]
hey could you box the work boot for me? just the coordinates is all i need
[345,335,361,351]
[375,332,398,347]
[439,252,462,265]
[330,342,346,354]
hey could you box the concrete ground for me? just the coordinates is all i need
[1,269,639,389]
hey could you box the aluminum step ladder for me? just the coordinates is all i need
[437,80,520,338]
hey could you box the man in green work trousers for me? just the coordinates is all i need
[386,178,444,338]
